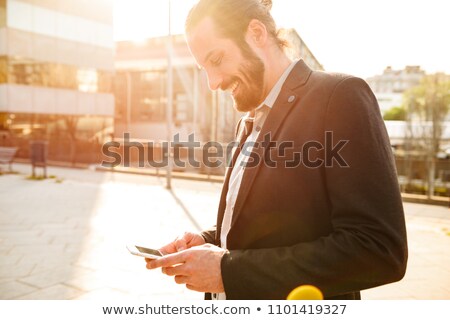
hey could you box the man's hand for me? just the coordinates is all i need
[146,244,227,293]
[147,232,206,258]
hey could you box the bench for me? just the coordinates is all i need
[0,146,18,173]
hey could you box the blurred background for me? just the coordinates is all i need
[0,0,448,197]
[0,0,449,301]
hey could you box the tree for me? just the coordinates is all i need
[383,106,406,121]
[403,74,450,198]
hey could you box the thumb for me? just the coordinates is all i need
[175,238,187,251]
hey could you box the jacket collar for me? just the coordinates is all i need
[285,59,312,91]
[216,60,313,245]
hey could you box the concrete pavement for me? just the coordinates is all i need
[0,163,449,300]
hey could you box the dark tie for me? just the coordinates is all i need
[240,117,254,147]
[228,117,254,169]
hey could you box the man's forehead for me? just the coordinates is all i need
[187,16,218,42]
[186,17,228,67]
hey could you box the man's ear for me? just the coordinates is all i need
[246,19,268,47]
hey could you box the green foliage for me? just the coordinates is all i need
[404,74,450,121]
[0,171,19,175]
[403,183,449,196]
[383,106,406,120]
[403,74,450,154]
[26,175,46,181]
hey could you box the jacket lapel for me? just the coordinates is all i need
[228,60,312,231]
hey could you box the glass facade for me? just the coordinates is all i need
[0,0,6,27]
[7,0,113,49]
[0,56,6,83]
[113,68,196,124]
[0,112,113,163]
[0,0,115,165]
[1,56,112,93]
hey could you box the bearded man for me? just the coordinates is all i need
[146,0,408,300]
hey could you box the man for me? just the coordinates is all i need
[146,0,408,300]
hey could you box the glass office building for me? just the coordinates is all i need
[0,0,114,164]
[114,35,238,144]
[113,30,324,173]
[114,29,324,143]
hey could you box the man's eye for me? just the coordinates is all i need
[211,56,222,66]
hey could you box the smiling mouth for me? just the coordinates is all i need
[229,81,240,96]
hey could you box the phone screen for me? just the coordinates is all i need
[135,246,162,256]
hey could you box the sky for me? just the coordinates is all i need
[113,0,450,78]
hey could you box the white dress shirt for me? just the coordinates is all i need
[215,59,298,300]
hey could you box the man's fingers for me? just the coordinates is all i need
[158,242,177,255]
[145,257,158,269]
[174,275,188,284]
[175,238,187,251]
[186,284,201,292]
[147,251,188,269]
[183,232,195,244]
[158,234,189,255]
[162,264,190,277]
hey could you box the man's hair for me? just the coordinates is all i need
[185,0,288,50]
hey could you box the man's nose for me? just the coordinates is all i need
[205,69,223,91]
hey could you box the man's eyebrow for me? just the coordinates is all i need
[202,49,219,66]
[203,50,215,63]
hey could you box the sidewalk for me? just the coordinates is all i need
[0,164,449,300]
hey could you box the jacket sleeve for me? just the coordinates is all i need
[220,77,408,299]
[201,227,217,245]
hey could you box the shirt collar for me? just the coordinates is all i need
[243,59,298,127]
[257,59,298,111]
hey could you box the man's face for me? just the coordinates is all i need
[187,17,266,112]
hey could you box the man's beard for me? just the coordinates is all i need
[228,44,265,113]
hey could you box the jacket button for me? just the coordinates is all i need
[288,95,295,103]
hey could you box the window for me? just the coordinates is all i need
[5,58,112,92]
[0,0,6,27]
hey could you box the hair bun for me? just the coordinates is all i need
[260,0,273,10]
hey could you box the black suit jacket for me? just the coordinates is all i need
[202,60,408,300]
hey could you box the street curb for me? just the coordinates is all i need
[95,165,225,183]
[401,193,449,207]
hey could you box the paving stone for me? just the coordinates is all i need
[1,164,449,300]
[0,245,14,256]
[19,266,92,289]
[0,230,42,237]
[2,235,53,246]
[10,244,66,255]
[0,254,23,267]
[63,272,108,292]
[0,280,38,299]
[0,263,36,280]
[17,284,84,300]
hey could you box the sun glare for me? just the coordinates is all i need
[114,0,169,41]
[114,0,450,77]
[114,0,198,41]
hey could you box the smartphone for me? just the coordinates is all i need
[127,244,163,260]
